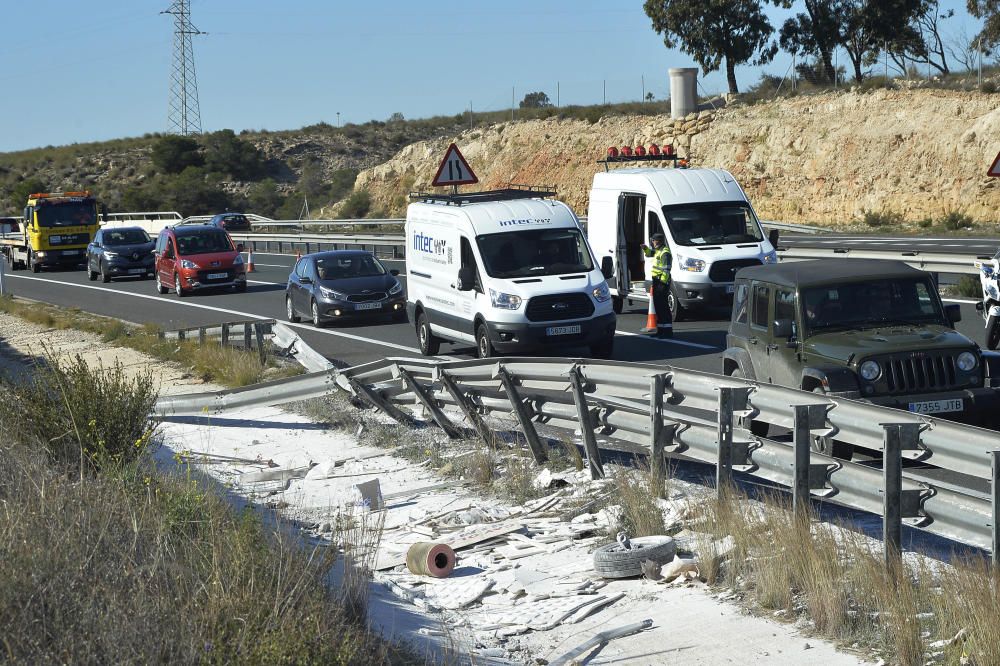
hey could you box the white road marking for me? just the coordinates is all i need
[941,297,979,304]
[5,274,423,354]
[615,330,719,350]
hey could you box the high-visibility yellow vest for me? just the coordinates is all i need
[644,245,672,284]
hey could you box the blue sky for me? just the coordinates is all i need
[0,0,980,153]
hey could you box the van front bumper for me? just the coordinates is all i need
[674,280,735,310]
[485,313,617,353]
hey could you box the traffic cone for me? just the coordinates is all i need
[641,285,658,334]
[246,248,256,273]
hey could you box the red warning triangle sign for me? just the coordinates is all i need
[989,151,1000,177]
[432,143,479,187]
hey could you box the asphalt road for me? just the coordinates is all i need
[780,232,1000,257]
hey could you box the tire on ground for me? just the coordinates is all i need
[592,535,676,578]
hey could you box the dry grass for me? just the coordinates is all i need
[607,463,668,538]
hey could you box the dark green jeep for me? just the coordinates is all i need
[723,259,999,457]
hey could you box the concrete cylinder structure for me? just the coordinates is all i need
[669,68,699,119]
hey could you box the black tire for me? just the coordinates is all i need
[156,272,168,294]
[612,295,624,315]
[29,251,40,273]
[286,296,300,323]
[311,299,323,328]
[88,265,98,281]
[667,284,685,322]
[730,368,768,437]
[590,335,615,359]
[987,314,1000,351]
[593,536,676,579]
[476,322,496,359]
[174,273,186,298]
[416,312,440,356]
[100,261,111,283]
[810,386,852,460]
[235,281,247,293]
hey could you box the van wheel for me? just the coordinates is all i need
[174,273,187,298]
[156,273,168,294]
[286,297,300,323]
[667,285,685,322]
[416,312,440,356]
[612,296,624,315]
[729,368,769,437]
[810,387,852,460]
[476,323,497,359]
[590,335,615,359]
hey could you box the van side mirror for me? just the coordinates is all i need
[457,266,476,291]
[389,268,400,276]
[768,228,780,249]
[773,318,793,339]
[945,303,962,325]
[600,256,614,280]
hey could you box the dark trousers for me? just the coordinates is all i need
[652,279,673,335]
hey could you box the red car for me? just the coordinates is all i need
[154,225,246,296]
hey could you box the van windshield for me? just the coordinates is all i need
[662,203,763,246]
[476,228,595,278]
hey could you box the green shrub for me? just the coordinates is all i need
[956,275,982,298]
[940,209,974,231]
[982,81,997,94]
[151,135,203,174]
[862,208,904,228]
[340,189,372,218]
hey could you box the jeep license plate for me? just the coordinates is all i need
[355,302,381,311]
[908,399,963,415]
[546,325,581,336]
[206,272,228,280]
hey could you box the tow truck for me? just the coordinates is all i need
[0,191,104,272]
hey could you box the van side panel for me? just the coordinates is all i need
[406,205,469,340]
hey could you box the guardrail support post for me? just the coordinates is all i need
[992,450,1000,565]
[439,371,494,448]
[649,374,669,498]
[397,367,460,439]
[716,387,735,495]
[198,327,206,345]
[254,323,266,366]
[244,323,252,350]
[221,323,230,347]
[178,329,186,341]
[569,367,605,480]
[792,405,811,517]
[497,367,547,464]
[882,423,918,566]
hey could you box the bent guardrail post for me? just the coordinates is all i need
[497,366,548,464]
[650,374,668,498]
[993,450,1000,565]
[346,376,413,426]
[569,367,605,480]
[439,370,495,448]
[397,367,460,439]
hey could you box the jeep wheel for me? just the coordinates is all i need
[729,368,768,437]
[810,387,853,460]
[667,285,685,322]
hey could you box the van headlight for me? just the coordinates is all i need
[676,255,706,272]
[859,360,881,382]
[389,280,402,295]
[763,250,778,264]
[489,288,522,310]
[592,282,611,302]
[957,351,978,372]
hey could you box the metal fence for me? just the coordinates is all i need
[154,355,1000,564]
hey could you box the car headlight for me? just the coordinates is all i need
[489,288,522,310]
[232,254,244,266]
[677,255,706,272]
[103,251,119,258]
[592,282,611,302]
[957,351,978,372]
[859,360,881,382]
[389,280,402,295]
[180,259,199,270]
[762,250,778,264]
[320,286,347,301]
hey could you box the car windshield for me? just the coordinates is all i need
[36,202,96,228]
[476,228,595,278]
[316,254,385,279]
[175,232,232,255]
[221,215,248,225]
[105,229,150,245]
[802,278,947,335]
[662,203,763,246]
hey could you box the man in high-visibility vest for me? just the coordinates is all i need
[641,233,672,338]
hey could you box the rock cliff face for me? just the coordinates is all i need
[353,89,1000,226]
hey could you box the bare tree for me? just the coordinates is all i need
[948,25,980,71]
[888,0,953,75]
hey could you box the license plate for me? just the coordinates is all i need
[61,249,80,255]
[546,325,581,336]
[725,284,735,294]
[128,268,146,274]
[355,302,382,311]
[206,272,228,280]
[908,399,963,415]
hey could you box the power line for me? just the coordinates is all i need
[161,0,204,136]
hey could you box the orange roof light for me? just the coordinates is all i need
[28,190,92,199]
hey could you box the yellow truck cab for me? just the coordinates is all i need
[1,191,101,272]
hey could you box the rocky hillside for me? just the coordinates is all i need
[353,89,1000,227]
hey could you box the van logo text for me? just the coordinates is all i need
[413,232,447,256]
[498,218,552,227]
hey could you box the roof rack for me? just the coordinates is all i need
[596,154,685,172]
[408,185,556,206]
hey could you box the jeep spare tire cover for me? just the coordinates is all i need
[593,535,676,578]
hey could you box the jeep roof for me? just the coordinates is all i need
[735,259,926,288]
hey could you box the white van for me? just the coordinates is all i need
[406,189,617,359]
[586,165,778,320]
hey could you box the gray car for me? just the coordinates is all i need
[87,227,155,282]
[285,250,406,327]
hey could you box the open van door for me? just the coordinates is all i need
[614,193,633,299]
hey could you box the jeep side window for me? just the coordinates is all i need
[733,282,749,324]
[460,237,482,293]
[751,284,769,329]
[774,289,796,336]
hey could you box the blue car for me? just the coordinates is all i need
[208,213,251,232]
[87,226,155,282]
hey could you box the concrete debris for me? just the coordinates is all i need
[353,478,384,510]
[547,618,653,666]
[660,555,700,583]
[532,468,572,491]
[239,462,316,484]
[640,559,663,581]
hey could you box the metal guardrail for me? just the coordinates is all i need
[158,319,274,365]
[777,247,980,275]
[154,355,1000,562]
[105,211,182,223]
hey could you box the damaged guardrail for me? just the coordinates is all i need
[158,318,274,364]
[153,356,1000,563]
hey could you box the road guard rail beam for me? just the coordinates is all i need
[154,356,1000,563]
[158,319,274,364]
[776,246,981,276]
